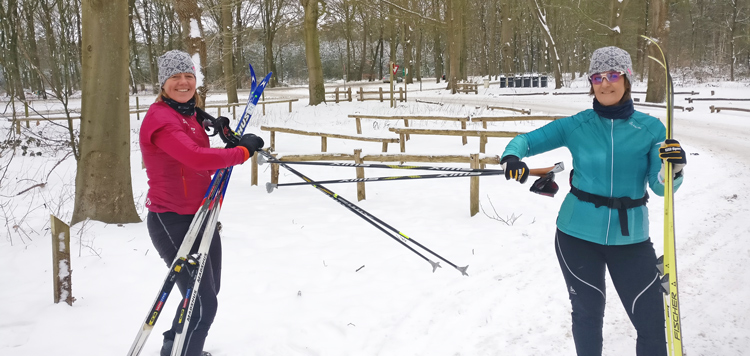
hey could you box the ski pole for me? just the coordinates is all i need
[265,162,565,192]
[258,154,563,175]
[259,150,468,276]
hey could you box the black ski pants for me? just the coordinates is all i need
[147,211,222,356]
[554,229,666,356]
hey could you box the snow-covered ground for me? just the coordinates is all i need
[1,77,749,356]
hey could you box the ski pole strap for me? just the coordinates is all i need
[569,185,649,236]
[195,107,241,147]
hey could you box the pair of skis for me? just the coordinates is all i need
[643,35,684,356]
[127,65,272,356]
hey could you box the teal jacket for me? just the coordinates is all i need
[502,109,683,245]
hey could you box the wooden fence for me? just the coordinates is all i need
[260,125,398,153]
[325,87,353,103]
[710,105,750,114]
[357,87,407,102]
[253,149,504,216]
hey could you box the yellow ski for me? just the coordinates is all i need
[642,35,684,356]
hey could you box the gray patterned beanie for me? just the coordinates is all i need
[588,46,633,78]
[157,50,196,88]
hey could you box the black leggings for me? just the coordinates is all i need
[555,229,666,356]
[147,211,222,356]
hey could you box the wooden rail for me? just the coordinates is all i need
[470,115,564,129]
[633,102,693,112]
[260,125,398,153]
[347,114,470,143]
[357,87,406,102]
[685,97,750,104]
[710,105,750,114]
[325,87,353,103]
[487,106,531,115]
[253,150,503,215]
[388,127,523,153]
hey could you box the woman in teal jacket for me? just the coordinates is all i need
[501,47,687,356]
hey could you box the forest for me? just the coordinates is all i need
[1,0,748,103]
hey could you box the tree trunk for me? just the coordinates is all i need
[222,0,238,102]
[645,0,668,103]
[527,0,562,89]
[261,0,284,88]
[301,0,325,105]
[173,0,208,106]
[3,0,26,101]
[500,0,513,75]
[609,0,632,47]
[72,0,140,225]
[433,0,443,83]
[358,9,368,81]
[234,0,244,89]
[447,0,463,92]
[23,0,44,95]
[133,0,159,93]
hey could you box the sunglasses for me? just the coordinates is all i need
[589,71,625,85]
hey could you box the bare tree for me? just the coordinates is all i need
[261,0,294,87]
[645,0,668,103]
[301,0,326,105]
[221,0,238,102]
[526,0,563,89]
[173,0,209,105]
[72,0,140,225]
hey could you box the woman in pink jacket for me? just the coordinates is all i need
[139,50,263,356]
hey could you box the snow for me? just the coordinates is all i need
[1,78,750,356]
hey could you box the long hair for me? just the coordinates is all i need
[589,75,632,105]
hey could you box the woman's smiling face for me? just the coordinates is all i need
[591,71,626,106]
[163,72,196,103]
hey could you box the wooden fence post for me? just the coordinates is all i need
[25,102,31,128]
[136,97,141,120]
[355,149,366,201]
[271,153,279,184]
[251,151,259,186]
[461,118,468,145]
[358,87,364,101]
[334,87,340,103]
[470,154,480,216]
[347,87,352,102]
[51,215,75,306]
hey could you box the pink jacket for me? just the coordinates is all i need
[140,101,249,214]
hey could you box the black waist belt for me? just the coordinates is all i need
[570,185,649,236]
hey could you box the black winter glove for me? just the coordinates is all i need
[501,155,529,184]
[659,139,687,178]
[236,134,264,157]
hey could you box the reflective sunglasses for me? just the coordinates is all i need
[589,71,625,85]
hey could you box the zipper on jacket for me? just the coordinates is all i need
[606,119,615,244]
[181,167,188,197]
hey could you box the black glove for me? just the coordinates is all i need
[236,134,264,157]
[659,139,687,177]
[501,155,529,183]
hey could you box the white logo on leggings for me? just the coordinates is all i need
[569,285,577,295]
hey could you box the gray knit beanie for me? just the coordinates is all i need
[588,46,633,78]
[157,50,196,88]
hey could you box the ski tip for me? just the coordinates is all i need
[457,265,469,277]
[249,63,257,91]
[265,182,277,194]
